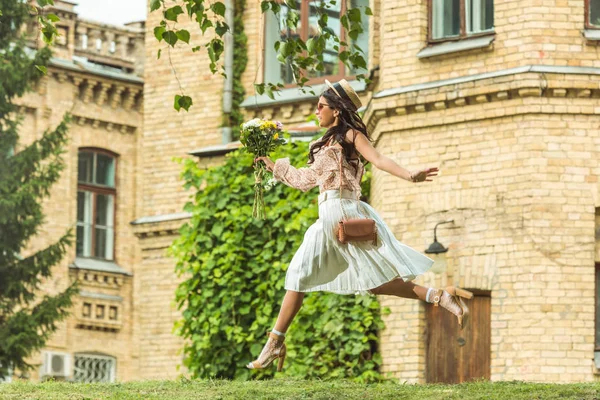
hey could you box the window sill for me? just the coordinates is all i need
[70,257,132,276]
[417,35,495,59]
[583,29,600,42]
[240,80,367,109]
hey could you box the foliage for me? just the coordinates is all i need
[170,138,386,382]
[5,379,600,400]
[149,0,371,109]
[226,0,248,141]
[0,0,77,379]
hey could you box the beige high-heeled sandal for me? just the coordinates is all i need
[432,287,474,330]
[246,332,287,372]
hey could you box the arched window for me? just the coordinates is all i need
[76,149,116,261]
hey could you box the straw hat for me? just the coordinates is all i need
[325,79,362,111]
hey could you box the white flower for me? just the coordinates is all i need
[242,118,261,130]
[264,177,278,191]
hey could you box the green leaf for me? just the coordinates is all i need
[176,29,190,44]
[265,85,274,100]
[215,22,228,37]
[162,30,178,46]
[154,26,166,42]
[35,65,47,75]
[365,6,373,16]
[261,1,270,12]
[157,49,162,59]
[46,13,60,22]
[210,2,226,17]
[177,95,193,111]
[174,94,182,111]
[150,0,161,12]
[270,1,281,13]
[164,5,184,22]
[347,8,361,23]
[306,37,316,54]
[254,83,265,95]
[200,18,213,34]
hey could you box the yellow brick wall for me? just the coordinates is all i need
[369,77,599,382]
[376,0,600,91]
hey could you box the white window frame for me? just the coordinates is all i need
[76,150,116,261]
[430,0,494,42]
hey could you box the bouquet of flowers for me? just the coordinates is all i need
[240,118,285,219]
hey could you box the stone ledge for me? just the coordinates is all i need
[240,80,367,109]
[417,35,495,59]
[583,29,600,41]
[70,257,132,276]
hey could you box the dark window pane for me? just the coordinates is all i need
[467,0,494,33]
[95,194,113,226]
[485,0,494,30]
[432,0,460,39]
[76,225,85,256]
[95,154,115,187]
[77,191,85,222]
[596,267,600,347]
[591,0,600,26]
[95,227,107,259]
[78,152,94,184]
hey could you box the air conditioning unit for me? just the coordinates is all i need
[41,352,72,379]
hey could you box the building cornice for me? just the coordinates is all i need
[363,65,600,137]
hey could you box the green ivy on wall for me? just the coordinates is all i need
[223,0,248,141]
[170,139,387,381]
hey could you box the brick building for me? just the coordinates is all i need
[13,0,600,383]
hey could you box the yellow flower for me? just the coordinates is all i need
[273,133,279,140]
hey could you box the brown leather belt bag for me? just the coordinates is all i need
[333,150,377,246]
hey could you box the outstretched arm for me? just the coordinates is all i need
[347,130,438,183]
[255,156,318,192]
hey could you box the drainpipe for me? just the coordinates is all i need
[222,0,234,143]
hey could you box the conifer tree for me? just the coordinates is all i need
[0,0,77,379]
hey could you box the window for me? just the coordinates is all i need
[109,40,116,53]
[430,0,494,41]
[73,354,116,383]
[264,0,369,86]
[96,38,102,51]
[587,0,600,28]
[76,150,116,261]
[81,34,88,49]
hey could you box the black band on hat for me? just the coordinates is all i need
[333,82,357,110]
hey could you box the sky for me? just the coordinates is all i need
[73,0,147,26]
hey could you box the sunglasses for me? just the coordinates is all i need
[316,103,332,111]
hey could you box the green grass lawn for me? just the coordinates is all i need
[1,379,600,400]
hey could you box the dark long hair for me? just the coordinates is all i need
[308,89,373,168]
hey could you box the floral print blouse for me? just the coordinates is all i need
[273,144,364,195]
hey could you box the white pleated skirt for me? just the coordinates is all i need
[284,189,435,295]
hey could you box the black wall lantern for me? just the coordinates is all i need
[425,220,454,254]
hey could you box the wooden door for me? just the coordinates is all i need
[425,291,491,383]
